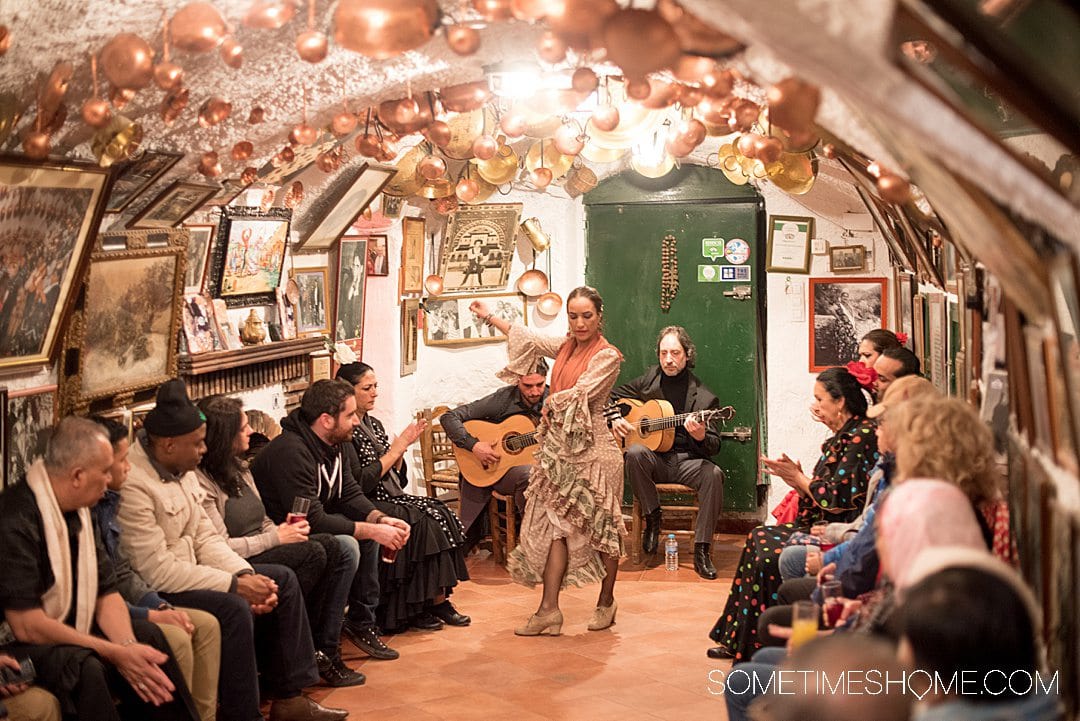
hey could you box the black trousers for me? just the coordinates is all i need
[5,618,197,721]
[756,576,819,647]
[162,564,318,721]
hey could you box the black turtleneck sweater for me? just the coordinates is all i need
[660,368,695,453]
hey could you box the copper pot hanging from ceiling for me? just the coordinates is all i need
[334,0,440,59]
[220,36,244,68]
[446,24,481,55]
[244,0,297,29]
[603,9,681,79]
[439,81,491,113]
[170,2,228,54]
[472,0,513,21]
[100,33,154,90]
[377,95,433,135]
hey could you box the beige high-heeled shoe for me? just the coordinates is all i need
[587,600,617,631]
[514,609,563,636]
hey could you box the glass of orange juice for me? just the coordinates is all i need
[790,600,819,650]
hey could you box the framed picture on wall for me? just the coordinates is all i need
[105,150,183,213]
[400,216,425,295]
[366,234,389,276]
[894,269,915,349]
[926,292,948,392]
[828,245,866,272]
[400,298,419,377]
[205,206,290,307]
[423,292,526,346]
[292,163,395,252]
[335,235,368,351]
[0,156,112,371]
[128,180,219,229]
[438,203,523,293]
[292,267,330,336]
[183,224,216,292]
[69,230,186,404]
[808,277,887,371]
[766,215,813,273]
[5,385,58,486]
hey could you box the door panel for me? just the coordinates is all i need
[585,197,764,514]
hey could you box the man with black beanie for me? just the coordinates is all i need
[117,379,348,721]
[251,379,408,662]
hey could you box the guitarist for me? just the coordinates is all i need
[440,358,549,550]
[610,327,725,579]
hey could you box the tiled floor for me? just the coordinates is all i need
[310,534,745,721]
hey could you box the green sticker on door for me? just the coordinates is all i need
[702,238,725,260]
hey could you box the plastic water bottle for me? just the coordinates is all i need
[665,534,678,571]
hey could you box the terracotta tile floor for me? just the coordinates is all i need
[309,533,745,721]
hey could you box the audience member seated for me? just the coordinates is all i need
[251,379,407,662]
[857,328,903,368]
[335,363,471,633]
[873,345,921,396]
[708,366,879,660]
[89,416,222,721]
[193,395,364,688]
[440,358,548,551]
[0,651,61,721]
[898,548,1063,721]
[0,417,197,721]
[117,380,346,721]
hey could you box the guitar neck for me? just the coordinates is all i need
[504,431,540,452]
[639,409,721,432]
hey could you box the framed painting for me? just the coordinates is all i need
[913,294,927,372]
[766,215,813,274]
[366,234,390,276]
[203,177,249,207]
[182,293,219,354]
[808,277,888,372]
[5,385,57,486]
[291,267,330,336]
[926,292,948,392]
[423,292,526,346]
[400,297,419,377]
[105,150,183,213]
[828,245,867,272]
[128,180,219,229]
[894,269,916,349]
[438,203,523,293]
[205,206,290,308]
[0,156,112,370]
[183,224,215,292]
[70,230,185,404]
[400,216,425,295]
[335,235,368,351]
[293,163,396,252]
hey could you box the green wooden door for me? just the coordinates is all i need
[584,167,765,520]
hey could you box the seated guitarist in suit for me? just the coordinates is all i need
[440,358,549,550]
[610,326,725,579]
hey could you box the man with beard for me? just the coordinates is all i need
[251,380,409,662]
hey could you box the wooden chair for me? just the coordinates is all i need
[628,484,699,564]
[488,490,518,565]
[419,406,460,512]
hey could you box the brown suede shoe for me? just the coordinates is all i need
[268,695,348,721]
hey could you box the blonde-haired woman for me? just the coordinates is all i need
[890,396,1016,564]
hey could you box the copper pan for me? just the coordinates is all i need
[464,174,497,204]
[525,141,573,180]
[419,177,453,198]
[535,291,563,318]
[516,268,549,296]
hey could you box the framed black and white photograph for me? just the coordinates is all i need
[291,267,330,336]
[105,150,183,214]
[895,269,916,350]
[5,385,58,486]
[423,292,526,346]
[366,234,389,276]
[128,180,220,229]
[401,298,419,377]
[808,277,888,371]
[292,163,395,252]
[335,235,368,352]
[828,245,867,272]
[438,204,523,293]
[766,215,813,273]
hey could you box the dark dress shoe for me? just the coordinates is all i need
[694,542,718,580]
[315,651,365,687]
[431,600,471,626]
[706,645,735,660]
[268,695,348,721]
[410,612,445,630]
[342,620,400,660]
[642,509,662,555]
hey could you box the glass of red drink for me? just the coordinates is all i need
[381,545,398,563]
[287,497,310,525]
[821,580,844,627]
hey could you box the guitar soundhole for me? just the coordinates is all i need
[503,433,521,456]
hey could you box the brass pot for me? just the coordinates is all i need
[419,177,453,198]
[525,141,573,180]
[473,142,519,185]
[519,217,551,252]
[464,174,497,204]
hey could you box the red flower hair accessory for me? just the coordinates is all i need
[846,361,878,390]
[895,332,909,345]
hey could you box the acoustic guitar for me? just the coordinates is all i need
[608,398,735,452]
[451,415,539,488]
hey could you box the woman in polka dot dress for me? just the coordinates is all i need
[708,366,879,660]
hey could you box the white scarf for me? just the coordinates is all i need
[25,458,97,634]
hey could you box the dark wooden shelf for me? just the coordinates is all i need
[178,336,325,376]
